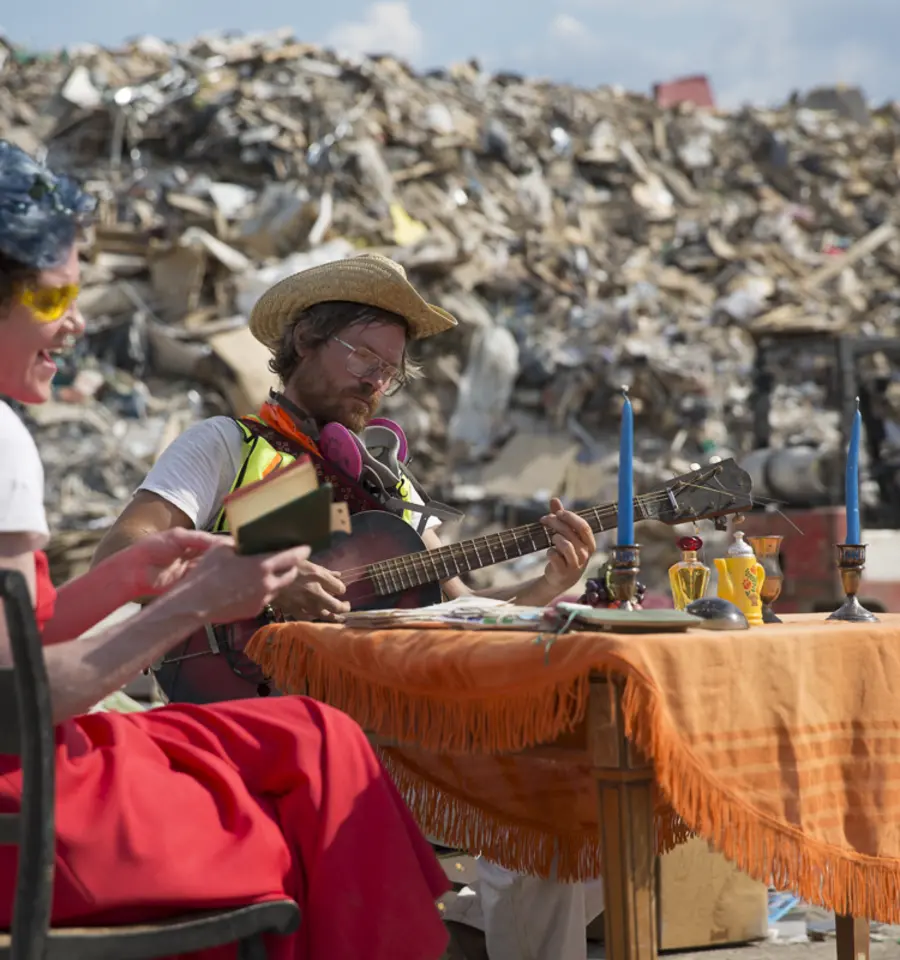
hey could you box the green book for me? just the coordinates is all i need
[235,484,336,556]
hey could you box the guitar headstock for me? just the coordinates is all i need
[652,458,753,526]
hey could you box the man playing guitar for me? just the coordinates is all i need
[94,253,604,960]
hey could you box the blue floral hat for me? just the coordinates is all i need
[0,140,96,270]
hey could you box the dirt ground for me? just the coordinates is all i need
[443,922,900,960]
[631,942,900,960]
[437,852,900,960]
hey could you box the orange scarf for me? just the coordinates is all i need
[255,399,321,457]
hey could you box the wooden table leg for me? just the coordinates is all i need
[590,680,658,960]
[597,775,657,960]
[835,915,869,960]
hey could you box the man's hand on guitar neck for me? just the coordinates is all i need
[431,497,596,607]
[537,497,597,594]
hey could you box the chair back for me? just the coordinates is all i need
[0,569,56,960]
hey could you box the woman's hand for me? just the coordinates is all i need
[42,539,311,724]
[119,528,230,599]
[173,539,312,624]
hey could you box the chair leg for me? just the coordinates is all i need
[237,933,269,960]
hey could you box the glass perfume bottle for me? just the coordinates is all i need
[668,535,711,610]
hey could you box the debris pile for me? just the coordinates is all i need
[3,31,900,585]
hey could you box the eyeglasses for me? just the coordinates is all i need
[18,283,80,323]
[332,337,407,396]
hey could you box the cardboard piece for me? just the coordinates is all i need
[149,243,207,316]
[657,837,768,950]
[206,325,278,415]
[479,432,580,499]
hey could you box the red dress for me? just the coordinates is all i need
[0,553,450,959]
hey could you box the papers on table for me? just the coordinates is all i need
[340,596,552,631]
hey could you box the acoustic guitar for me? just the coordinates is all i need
[153,458,752,704]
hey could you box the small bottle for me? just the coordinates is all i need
[668,535,711,610]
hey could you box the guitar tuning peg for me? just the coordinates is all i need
[708,455,723,464]
[690,462,701,472]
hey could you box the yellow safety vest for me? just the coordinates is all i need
[211,419,419,533]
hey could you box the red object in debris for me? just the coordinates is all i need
[653,75,715,110]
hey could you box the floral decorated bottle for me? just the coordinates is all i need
[668,535,711,610]
[714,531,766,626]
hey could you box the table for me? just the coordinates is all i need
[392,675,865,960]
[247,613,900,960]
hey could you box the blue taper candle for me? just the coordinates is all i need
[617,386,634,545]
[845,397,862,544]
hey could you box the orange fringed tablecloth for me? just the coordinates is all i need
[246,613,900,922]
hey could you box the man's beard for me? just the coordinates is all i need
[303,385,380,434]
[339,391,379,432]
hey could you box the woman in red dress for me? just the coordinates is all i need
[0,140,450,959]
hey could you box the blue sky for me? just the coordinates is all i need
[4,0,900,108]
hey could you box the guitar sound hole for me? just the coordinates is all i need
[256,683,271,697]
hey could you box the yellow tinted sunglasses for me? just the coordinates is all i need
[18,284,80,323]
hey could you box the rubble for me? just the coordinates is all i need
[4,31,900,586]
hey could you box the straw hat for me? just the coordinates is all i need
[249,253,458,348]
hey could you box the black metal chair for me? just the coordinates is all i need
[0,569,301,960]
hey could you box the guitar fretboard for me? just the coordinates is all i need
[367,497,652,598]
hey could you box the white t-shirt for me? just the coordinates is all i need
[139,416,440,533]
[0,401,50,547]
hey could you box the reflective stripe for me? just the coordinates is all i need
[398,476,415,526]
[211,420,298,533]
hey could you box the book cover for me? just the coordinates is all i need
[235,484,337,556]
[223,455,318,533]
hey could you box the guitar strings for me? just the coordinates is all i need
[332,479,743,589]
[334,500,627,586]
[335,481,743,588]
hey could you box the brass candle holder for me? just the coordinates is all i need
[746,535,784,624]
[608,544,641,611]
[827,544,879,623]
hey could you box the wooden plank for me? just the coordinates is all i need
[835,915,869,960]
[592,679,658,960]
[598,778,657,960]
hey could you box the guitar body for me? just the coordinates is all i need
[312,511,442,611]
[155,512,442,705]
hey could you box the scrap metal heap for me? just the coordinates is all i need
[3,31,899,586]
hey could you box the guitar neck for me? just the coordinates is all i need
[369,497,649,597]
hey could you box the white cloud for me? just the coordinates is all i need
[548,13,604,58]
[550,13,588,42]
[326,2,424,64]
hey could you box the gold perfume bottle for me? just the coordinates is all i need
[669,535,711,610]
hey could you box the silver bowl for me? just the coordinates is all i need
[684,597,749,631]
